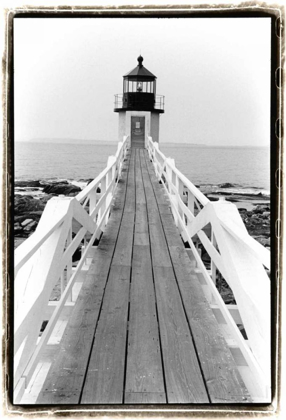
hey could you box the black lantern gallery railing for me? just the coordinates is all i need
[114,94,165,113]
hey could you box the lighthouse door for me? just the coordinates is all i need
[131,117,145,148]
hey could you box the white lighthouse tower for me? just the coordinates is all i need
[114,56,165,147]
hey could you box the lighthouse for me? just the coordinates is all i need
[114,56,164,147]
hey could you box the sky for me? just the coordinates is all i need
[14,17,271,146]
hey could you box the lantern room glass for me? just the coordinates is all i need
[124,79,156,94]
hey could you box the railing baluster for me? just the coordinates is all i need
[60,271,65,297]
[178,179,184,221]
[14,136,130,397]
[211,228,217,304]
[187,190,195,218]
[66,228,72,303]
[89,188,97,219]
[101,175,107,226]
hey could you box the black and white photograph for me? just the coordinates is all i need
[10,7,279,410]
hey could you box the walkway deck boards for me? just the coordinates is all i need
[36,147,251,405]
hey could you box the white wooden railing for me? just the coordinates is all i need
[14,136,130,400]
[146,136,271,400]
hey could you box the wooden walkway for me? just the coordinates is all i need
[36,147,251,405]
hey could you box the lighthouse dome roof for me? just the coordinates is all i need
[124,56,156,79]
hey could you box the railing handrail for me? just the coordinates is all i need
[15,211,67,275]
[146,135,270,264]
[147,136,209,207]
[114,93,165,97]
[14,136,130,397]
[146,135,271,398]
[15,136,129,268]
[114,94,165,111]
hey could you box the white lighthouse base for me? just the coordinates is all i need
[118,111,160,146]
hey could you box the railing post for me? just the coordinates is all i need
[178,179,184,220]
[187,191,195,217]
[107,156,116,221]
[61,227,72,302]
[166,158,179,227]
[89,188,97,218]
[60,271,65,297]
[165,157,175,194]
[100,176,107,226]
[66,227,72,303]
[211,228,217,304]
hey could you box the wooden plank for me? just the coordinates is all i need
[144,150,251,403]
[80,151,135,404]
[125,392,166,404]
[134,207,149,246]
[133,228,149,246]
[148,222,172,268]
[153,266,209,403]
[141,149,209,403]
[134,206,149,246]
[160,213,184,247]
[140,154,171,265]
[135,149,146,205]
[111,217,135,267]
[21,362,52,404]
[139,150,209,403]
[36,255,116,404]
[125,245,165,398]
[123,149,136,214]
[165,243,251,403]
[80,265,131,404]
[36,154,131,404]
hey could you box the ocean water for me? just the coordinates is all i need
[160,144,270,195]
[15,141,270,196]
[15,141,118,181]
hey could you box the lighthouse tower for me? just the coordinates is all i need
[114,56,164,147]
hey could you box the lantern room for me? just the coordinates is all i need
[114,55,164,113]
[114,56,165,146]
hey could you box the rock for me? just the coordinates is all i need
[85,179,94,185]
[251,218,261,225]
[14,237,26,248]
[206,196,219,202]
[218,183,235,188]
[15,215,25,223]
[254,205,269,212]
[39,194,55,204]
[29,211,44,217]
[225,197,239,202]
[255,236,270,246]
[262,211,270,218]
[15,195,46,214]
[67,192,80,197]
[53,180,69,185]
[218,191,232,196]
[23,221,37,231]
[42,183,81,195]
[15,180,43,188]
[21,218,33,227]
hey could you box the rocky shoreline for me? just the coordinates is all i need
[14,179,270,248]
[14,179,92,247]
[14,179,270,305]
